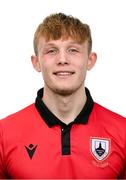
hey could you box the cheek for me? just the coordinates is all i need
[76,61,87,73]
[73,54,88,68]
[76,63,88,81]
[40,63,52,79]
[40,56,54,68]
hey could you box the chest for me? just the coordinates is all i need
[5,124,125,178]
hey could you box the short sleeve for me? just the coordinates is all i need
[0,122,7,178]
[119,123,126,179]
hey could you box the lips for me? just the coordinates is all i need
[53,71,75,76]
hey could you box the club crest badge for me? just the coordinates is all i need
[91,138,110,161]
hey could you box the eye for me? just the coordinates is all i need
[43,47,58,55]
[45,48,58,55]
[68,48,79,53]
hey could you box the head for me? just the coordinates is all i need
[33,13,92,56]
[31,13,97,96]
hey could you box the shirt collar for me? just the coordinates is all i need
[35,87,94,128]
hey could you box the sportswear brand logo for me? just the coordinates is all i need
[25,144,38,159]
[91,138,110,161]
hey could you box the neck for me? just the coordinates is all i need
[42,85,87,124]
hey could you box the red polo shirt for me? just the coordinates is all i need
[0,88,126,179]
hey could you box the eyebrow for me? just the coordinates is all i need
[44,41,83,47]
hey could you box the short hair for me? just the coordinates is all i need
[33,13,92,55]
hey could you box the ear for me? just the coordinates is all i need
[31,55,41,72]
[87,52,97,71]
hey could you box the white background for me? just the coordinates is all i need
[0,0,126,119]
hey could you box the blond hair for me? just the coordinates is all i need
[33,13,92,55]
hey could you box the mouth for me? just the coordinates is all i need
[53,71,75,77]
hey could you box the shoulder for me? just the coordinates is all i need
[91,103,126,148]
[93,102,125,119]
[0,104,36,128]
[93,102,126,127]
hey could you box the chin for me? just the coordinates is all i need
[55,89,73,96]
[53,86,80,96]
[45,81,84,96]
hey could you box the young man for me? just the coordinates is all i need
[0,13,126,179]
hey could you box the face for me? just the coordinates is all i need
[31,37,97,96]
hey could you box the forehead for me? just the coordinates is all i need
[38,37,87,49]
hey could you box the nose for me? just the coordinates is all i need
[56,50,69,65]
